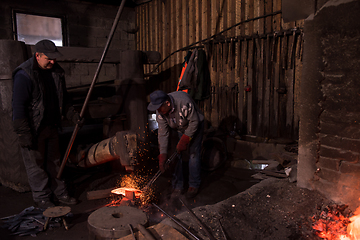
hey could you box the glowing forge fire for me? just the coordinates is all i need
[312,204,360,240]
[106,174,155,206]
[111,187,142,198]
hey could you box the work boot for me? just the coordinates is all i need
[170,189,182,199]
[185,187,199,199]
[35,199,55,209]
[57,194,77,205]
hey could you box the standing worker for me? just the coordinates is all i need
[147,90,204,198]
[12,39,82,208]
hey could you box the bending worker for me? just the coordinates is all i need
[147,90,204,198]
[12,39,82,209]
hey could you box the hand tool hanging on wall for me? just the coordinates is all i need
[57,0,127,179]
[219,41,223,72]
[270,33,277,79]
[224,39,229,65]
[265,35,270,79]
[282,32,288,70]
[212,41,217,72]
[289,30,296,69]
[237,38,242,77]
[230,38,236,70]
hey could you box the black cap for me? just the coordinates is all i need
[35,39,63,59]
[147,90,168,111]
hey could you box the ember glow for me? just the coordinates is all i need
[108,174,155,206]
[312,204,360,240]
[111,187,142,197]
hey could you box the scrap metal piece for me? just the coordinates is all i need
[137,224,156,240]
[179,198,216,240]
[152,203,200,240]
[128,224,136,240]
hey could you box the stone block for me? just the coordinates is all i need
[316,168,341,184]
[320,134,360,153]
[340,161,360,175]
[317,156,340,171]
[319,145,359,163]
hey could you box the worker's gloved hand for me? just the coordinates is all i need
[176,134,191,153]
[18,133,33,149]
[66,107,84,128]
[158,154,167,173]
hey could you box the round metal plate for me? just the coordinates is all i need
[43,206,71,218]
[88,206,148,238]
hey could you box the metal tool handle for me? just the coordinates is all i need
[57,0,127,179]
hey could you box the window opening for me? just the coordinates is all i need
[14,12,64,46]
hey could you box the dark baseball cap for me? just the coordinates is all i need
[35,39,63,59]
[147,90,168,111]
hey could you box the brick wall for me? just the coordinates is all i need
[298,0,360,210]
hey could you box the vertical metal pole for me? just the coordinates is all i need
[57,0,127,179]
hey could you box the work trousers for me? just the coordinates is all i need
[20,126,67,202]
[172,121,204,190]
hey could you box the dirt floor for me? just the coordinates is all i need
[0,158,336,240]
[0,129,339,240]
[160,178,333,240]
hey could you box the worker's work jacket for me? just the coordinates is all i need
[12,55,68,134]
[156,91,204,155]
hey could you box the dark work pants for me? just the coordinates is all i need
[172,121,204,190]
[20,126,67,202]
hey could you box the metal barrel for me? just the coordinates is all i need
[78,136,119,168]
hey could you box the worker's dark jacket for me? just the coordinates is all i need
[12,55,69,134]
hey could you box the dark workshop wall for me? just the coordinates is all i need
[0,0,137,191]
[135,0,305,141]
[0,0,136,88]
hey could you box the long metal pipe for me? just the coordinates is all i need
[57,0,127,179]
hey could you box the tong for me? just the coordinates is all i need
[142,152,179,192]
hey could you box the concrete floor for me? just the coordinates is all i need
[0,156,260,240]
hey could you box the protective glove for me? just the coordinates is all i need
[176,134,191,153]
[18,133,33,149]
[158,153,167,173]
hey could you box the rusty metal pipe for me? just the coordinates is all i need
[57,0,127,179]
